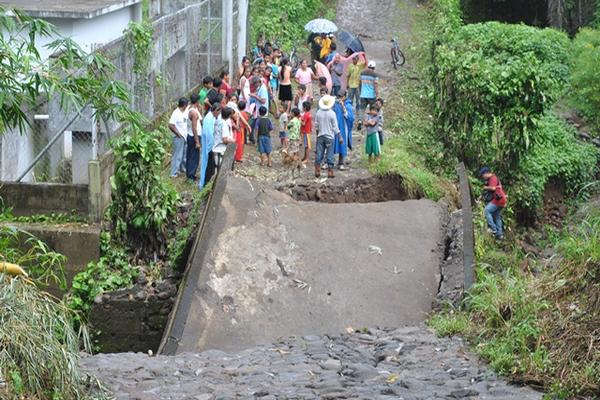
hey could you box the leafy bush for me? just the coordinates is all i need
[0,277,102,400]
[167,182,212,269]
[68,232,139,326]
[109,127,179,254]
[432,22,570,177]
[570,27,600,132]
[428,0,463,39]
[249,0,335,49]
[512,113,598,217]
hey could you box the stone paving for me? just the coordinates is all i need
[82,326,542,399]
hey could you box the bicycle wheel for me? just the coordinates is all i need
[291,53,300,70]
[396,48,406,66]
[391,48,398,70]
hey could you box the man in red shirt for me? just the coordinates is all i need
[479,166,507,240]
[300,100,313,163]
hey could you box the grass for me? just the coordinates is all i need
[0,277,107,399]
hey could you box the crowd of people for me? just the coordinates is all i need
[167,35,388,189]
[167,36,508,240]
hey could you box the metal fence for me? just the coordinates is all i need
[0,103,109,185]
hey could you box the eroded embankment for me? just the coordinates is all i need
[277,174,411,203]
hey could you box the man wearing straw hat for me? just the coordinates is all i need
[314,94,342,178]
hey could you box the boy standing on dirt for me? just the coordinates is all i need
[254,106,274,167]
[288,107,302,155]
[363,104,381,163]
[300,101,313,163]
[278,104,289,149]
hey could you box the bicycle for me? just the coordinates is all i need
[289,46,300,71]
[390,38,406,69]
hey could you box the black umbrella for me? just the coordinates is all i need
[337,30,365,53]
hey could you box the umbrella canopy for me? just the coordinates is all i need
[337,30,365,53]
[304,18,338,33]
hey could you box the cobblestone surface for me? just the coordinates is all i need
[82,326,542,399]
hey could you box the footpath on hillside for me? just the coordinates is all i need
[81,1,544,398]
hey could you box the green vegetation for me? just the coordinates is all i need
[422,1,600,397]
[432,22,570,174]
[570,27,600,133]
[0,277,104,400]
[429,209,600,397]
[249,0,335,48]
[0,7,136,135]
[124,19,153,89]
[67,232,139,327]
[109,127,179,254]
[0,206,86,224]
[0,225,67,289]
[168,182,212,269]
[512,114,598,219]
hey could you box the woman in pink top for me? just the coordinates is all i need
[295,59,317,100]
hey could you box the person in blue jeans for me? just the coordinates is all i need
[479,166,507,240]
[168,97,189,177]
[185,94,202,181]
[314,95,341,178]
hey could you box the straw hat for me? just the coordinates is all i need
[318,95,335,110]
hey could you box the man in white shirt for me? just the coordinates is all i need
[168,98,189,177]
[212,107,236,166]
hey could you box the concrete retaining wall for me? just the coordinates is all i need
[88,150,115,222]
[158,144,236,355]
[0,182,89,217]
[89,278,178,353]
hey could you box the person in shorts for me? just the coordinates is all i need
[363,104,381,163]
[300,100,313,163]
[254,106,274,167]
[278,104,289,148]
[288,107,302,154]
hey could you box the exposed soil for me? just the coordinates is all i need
[277,174,411,203]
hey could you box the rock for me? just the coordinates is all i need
[319,359,342,371]
[579,131,591,140]
[134,290,147,301]
[449,388,479,398]
[94,294,104,304]
[592,138,600,147]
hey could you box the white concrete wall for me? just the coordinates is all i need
[7,5,142,61]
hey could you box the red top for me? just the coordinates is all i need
[301,112,312,134]
[488,175,507,207]
[220,81,235,97]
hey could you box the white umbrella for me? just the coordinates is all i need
[304,18,338,33]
